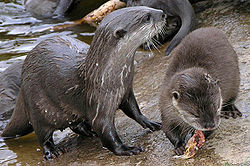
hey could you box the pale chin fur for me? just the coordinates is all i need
[117,20,165,57]
[172,97,222,131]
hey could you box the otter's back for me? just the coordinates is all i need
[22,36,89,109]
[168,27,240,102]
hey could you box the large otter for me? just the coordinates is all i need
[1,7,166,159]
[159,27,242,155]
[122,0,196,56]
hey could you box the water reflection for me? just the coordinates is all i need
[0,0,95,64]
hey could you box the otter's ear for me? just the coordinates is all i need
[204,73,212,83]
[114,28,127,39]
[172,91,180,100]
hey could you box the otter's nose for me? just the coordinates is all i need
[152,9,167,22]
[161,13,167,20]
[204,123,215,130]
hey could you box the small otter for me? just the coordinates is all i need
[0,61,23,117]
[159,27,242,155]
[122,0,196,56]
[2,7,166,159]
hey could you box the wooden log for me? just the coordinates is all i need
[50,0,126,31]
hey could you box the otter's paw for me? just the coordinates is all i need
[43,145,65,160]
[113,144,144,156]
[175,146,185,156]
[221,104,242,119]
[138,115,161,131]
[71,121,97,137]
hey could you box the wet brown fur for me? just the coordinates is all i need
[159,27,242,155]
[2,7,166,159]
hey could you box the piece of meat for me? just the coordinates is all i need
[174,130,205,159]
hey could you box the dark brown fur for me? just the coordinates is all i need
[2,7,166,159]
[159,27,242,155]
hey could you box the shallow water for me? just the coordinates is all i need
[0,0,96,70]
[0,0,249,165]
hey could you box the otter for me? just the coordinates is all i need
[0,61,23,117]
[24,0,78,18]
[159,27,242,155]
[1,7,166,159]
[24,0,107,18]
[122,0,197,56]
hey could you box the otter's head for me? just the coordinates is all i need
[170,69,222,131]
[88,6,166,59]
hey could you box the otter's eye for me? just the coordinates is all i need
[144,13,151,22]
[114,28,127,39]
[172,91,179,100]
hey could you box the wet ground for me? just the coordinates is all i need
[0,0,249,165]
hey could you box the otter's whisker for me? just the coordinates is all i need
[152,38,163,48]
[168,120,185,133]
[151,39,161,53]
[146,41,153,53]
[222,103,231,108]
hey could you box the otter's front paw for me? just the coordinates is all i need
[221,104,242,119]
[138,115,162,131]
[145,120,162,131]
[175,146,185,156]
[113,144,144,156]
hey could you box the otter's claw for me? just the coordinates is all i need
[175,146,185,155]
[221,104,242,119]
[113,144,144,156]
[43,145,65,160]
[137,115,161,131]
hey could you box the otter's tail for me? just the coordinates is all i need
[1,90,33,139]
[0,60,23,116]
[165,0,196,56]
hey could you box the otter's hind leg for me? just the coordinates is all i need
[28,92,65,159]
[119,88,161,131]
[31,117,65,160]
[34,128,65,160]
